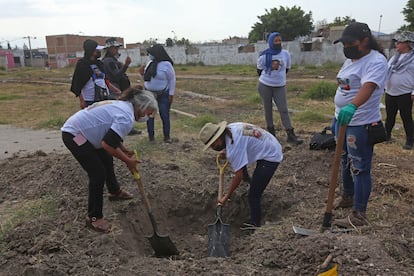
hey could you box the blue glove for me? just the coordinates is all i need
[338,103,357,125]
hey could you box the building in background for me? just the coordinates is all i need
[0,49,15,69]
[45,35,124,68]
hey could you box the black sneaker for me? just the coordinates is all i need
[128,129,142,136]
[403,141,413,150]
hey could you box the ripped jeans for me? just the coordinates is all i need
[336,124,374,213]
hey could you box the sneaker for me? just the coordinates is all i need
[403,141,413,150]
[149,137,155,144]
[164,137,173,143]
[333,211,369,227]
[333,195,353,209]
[128,129,142,136]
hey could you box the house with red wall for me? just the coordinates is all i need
[0,49,15,69]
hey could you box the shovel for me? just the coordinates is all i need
[207,155,230,257]
[133,150,179,257]
[293,125,348,236]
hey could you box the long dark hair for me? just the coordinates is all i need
[369,36,386,57]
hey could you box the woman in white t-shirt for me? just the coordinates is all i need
[61,89,157,233]
[257,32,302,145]
[385,31,414,150]
[199,121,283,228]
[331,22,388,227]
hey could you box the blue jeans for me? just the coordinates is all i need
[146,90,170,139]
[248,160,280,226]
[335,123,374,213]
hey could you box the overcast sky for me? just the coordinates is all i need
[0,0,409,49]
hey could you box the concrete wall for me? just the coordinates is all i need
[113,40,348,67]
[72,39,391,68]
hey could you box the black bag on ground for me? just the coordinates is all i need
[309,126,336,151]
[367,121,387,145]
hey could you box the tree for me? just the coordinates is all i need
[248,6,313,42]
[328,16,355,27]
[400,0,414,31]
[166,38,173,47]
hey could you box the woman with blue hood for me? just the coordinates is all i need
[257,32,302,145]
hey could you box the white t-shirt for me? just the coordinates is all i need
[81,64,109,102]
[144,61,176,95]
[61,100,135,148]
[257,49,291,87]
[386,52,414,96]
[334,50,387,126]
[225,122,283,172]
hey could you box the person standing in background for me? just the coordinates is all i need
[384,31,414,150]
[70,39,110,109]
[257,32,303,145]
[140,44,176,143]
[103,37,141,135]
[102,37,132,92]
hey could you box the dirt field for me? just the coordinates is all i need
[0,70,414,275]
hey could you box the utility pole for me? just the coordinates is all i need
[378,15,383,36]
[23,36,36,67]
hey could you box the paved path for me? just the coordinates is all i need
[0,125,66,160]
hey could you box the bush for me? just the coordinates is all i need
[303,81,337,100]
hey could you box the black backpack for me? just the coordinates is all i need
[309,126,336,151]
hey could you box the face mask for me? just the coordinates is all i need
[115,53,121,59]
[138,115,149,122]
[273,44,282,50]
[211,139,226,151]
[343,45,362,59]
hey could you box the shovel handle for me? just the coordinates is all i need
[216,154,229,175]
[216,154,228,201]
[132,150,156,230]
[322,125,346,228]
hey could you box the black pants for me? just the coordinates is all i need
[248,160,280,226]
[385,93,413,142]
[62,132,120,219]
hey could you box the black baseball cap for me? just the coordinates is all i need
[334,22,372,44]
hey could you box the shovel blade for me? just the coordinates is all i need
[208,218,230,257]
[148,233,179,257]
[293,225,320,236]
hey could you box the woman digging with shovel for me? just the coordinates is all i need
[61,88,158,233]
[199,121,283,229]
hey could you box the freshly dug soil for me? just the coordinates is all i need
[1,131,413,275]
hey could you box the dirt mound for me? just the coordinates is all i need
[1,136,414,275]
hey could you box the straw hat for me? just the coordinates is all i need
[199,121,227,151]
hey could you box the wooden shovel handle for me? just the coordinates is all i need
[133,150,152,212]
[325,125,346,213]
[216,154,229,201]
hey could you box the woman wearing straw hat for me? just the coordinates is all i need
[199,121,283,228]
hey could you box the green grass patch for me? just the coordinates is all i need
[295,110,331,123]
[38,116,67,128]
[303,81,337,100]
[0,94,24,101]
[0,196,58,245]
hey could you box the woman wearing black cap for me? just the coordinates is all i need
[70,39,119,109]
[331,22,388,227]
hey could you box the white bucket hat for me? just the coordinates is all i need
[104,37,123,49]
[199,121,227,151]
